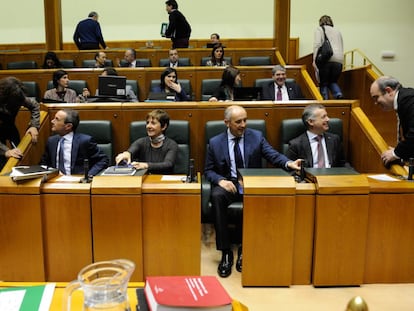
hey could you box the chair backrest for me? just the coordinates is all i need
[158,58,191,67]
[129,120,190,174]
[279,118,343,154]
[205,119,266,144]
[82,59,113,68]
[200,56,232,66]
[201,79,221,101]
[239,56,271,66]
[47,80,88,95]
[150,79,192,100]
[60,59,76,68]
[22,81,40,101]
[137,58,151,67]
[126,79,139,98]
[77,120,113,165]
[7,60,37,69]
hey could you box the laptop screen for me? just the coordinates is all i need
[233,87,262,101]
[98,75,126,97]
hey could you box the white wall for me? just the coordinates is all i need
[0,0,413,85]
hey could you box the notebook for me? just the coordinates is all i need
[233,87,262,101]
[98,75,127,97]
[101,166,137,176]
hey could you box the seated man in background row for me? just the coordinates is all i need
[40,109,109,176]
[204,105,301,278]
[261,65,304,101]
[165,48,189,67]
[117,48,140,67]
[94,51,107,68]
[286,104,346,168]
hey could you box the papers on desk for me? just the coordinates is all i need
[0,283,55,311]
[10,166,58,182]
[367,174,401,181]
[161,175,186,181]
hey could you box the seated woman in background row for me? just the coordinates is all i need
[151,67,189,101]
[206,43,228,67]
[43,70,89,103]
[115,109,178,174]
[209,66,241,102]
[95,67,137,101]
[42,51,62,69]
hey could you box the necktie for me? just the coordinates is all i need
[233,137,244,170]
[276,86,282,101]
[58,137,66,174]
[316,135,325,168]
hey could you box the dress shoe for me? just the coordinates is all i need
[218,250,233,278]
[236,246,242,272]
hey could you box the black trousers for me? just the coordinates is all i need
[79,43,100,50]
[211,184,243,250]
[172,37,189,49]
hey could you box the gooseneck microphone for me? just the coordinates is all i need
[80,159,92,183]
[186,158,195,183]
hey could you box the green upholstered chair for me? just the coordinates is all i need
[60,59,76,68]
[77,120,113,165]
[200,79,221,101]
[22,81,40,102]
[239,56,271,66]
[7,60,37,69]
[129,120,190,174]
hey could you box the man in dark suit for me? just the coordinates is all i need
[40,109,109,176]
[73,12,107,50]
[165,0,192,48]
[119,48,141,68]
[370,76,414,166]
[261,65,304,101]
[286,104,345,168]
[204,105,301,277]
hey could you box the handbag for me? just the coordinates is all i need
[315,26,333,67]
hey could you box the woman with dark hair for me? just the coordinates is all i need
[43,69,89,103]
[0,77,40,169]
[151,67,189,101]
[206,43,228,67]
[42,51,62,69]
[209,66,241,102]
[115,109,178,174]
[313,15,344,99]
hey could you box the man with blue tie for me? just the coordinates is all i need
[204,105,301,277]
[40,109,108,176]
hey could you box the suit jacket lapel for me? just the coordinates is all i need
[324,133,334,165]
[71,133,80,171]
[301,134,313,167]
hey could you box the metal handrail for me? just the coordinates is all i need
[343,48,383,76]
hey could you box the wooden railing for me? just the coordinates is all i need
[0,110,50,175]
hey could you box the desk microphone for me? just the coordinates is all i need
[186,158,195,183]
[80,159,92,183]
[299,159,306,183]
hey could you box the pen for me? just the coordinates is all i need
[11,141,17,149]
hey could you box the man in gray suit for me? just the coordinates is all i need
[286,104,345,168]
[261,65,304,101]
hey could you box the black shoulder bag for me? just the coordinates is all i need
[315,26,333,67]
